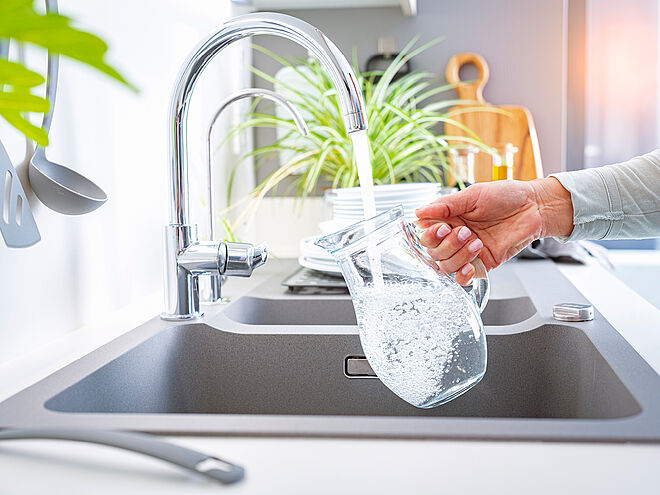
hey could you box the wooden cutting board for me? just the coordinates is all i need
[444,53,543,182]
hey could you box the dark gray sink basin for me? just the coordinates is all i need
[223,294,537,327]
[45,323,639,420]
[222,268,537,327]
[0,259,658,442]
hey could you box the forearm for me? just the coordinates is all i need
[549,150,660,241]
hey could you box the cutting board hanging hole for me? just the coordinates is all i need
[446,53,490,103]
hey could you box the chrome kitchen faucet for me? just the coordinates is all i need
[162,12,369,320]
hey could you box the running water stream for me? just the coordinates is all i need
[350,130,383,289]
[350,130,377,218]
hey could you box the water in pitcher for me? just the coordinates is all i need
[352,278,486,408]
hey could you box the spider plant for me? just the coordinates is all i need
[222,37,495,226]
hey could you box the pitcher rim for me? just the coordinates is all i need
[315,205,405,255]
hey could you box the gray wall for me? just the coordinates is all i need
[252,0,567,189]
[583,0,658,169]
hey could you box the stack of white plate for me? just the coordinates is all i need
[326,183,445,222]
[298,183,456,275]
[298,235,342,275]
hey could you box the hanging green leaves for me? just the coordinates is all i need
[0,0,135,145]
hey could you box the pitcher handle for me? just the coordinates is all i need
[405,220,490,313]
[467,258,490,313]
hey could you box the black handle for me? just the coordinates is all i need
[365,53,411,81]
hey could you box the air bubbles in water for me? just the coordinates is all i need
[352,280,487,408]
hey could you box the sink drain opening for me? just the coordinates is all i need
[344,356,377,378]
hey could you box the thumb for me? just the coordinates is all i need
[415,188,475,220]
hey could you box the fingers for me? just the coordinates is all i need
[419,222,451,249]
[427,225,483,274]
[454,263,475,286]
[418,222,482,286]
[415,201,451,221]
[415,188,475,221]
[414,218,445,230]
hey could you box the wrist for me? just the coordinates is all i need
[531,177,574,238]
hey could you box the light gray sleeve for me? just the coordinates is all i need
[549,150,660,242]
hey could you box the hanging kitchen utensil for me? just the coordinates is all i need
[444,53,543,183]
[0,140,41,248]
[28,0,108,215]
[0,37,41,247]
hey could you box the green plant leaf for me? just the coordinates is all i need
[0,108,48,145]
[0,0,136,144]
[0,1,136,90]
[0,58,45,87]
[0,91,49,112]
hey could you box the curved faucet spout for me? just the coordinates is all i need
[206,88,309,241]
[168,12,368,226]
[203,88,308,304]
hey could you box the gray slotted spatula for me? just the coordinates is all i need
[0,140,41,248]
[0,39,41,248]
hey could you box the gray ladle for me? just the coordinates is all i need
[28,0,107,215]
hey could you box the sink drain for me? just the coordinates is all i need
[344,356,377,378]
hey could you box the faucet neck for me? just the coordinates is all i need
[167,12,368,225]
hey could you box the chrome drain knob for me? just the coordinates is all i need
[553,303,594,322]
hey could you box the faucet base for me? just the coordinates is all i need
[160,310,204,321]
[162,224,203,321]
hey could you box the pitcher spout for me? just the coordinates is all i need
[314,205,405,256]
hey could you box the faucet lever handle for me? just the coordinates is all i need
[224,242,268,277]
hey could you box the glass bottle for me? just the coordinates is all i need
[449,146,480,187]
[491,143,518,181]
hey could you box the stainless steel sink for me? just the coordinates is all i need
[1,259,659,442]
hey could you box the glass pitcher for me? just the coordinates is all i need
[316,206,489,408]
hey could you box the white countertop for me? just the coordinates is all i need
[1,255,659,494]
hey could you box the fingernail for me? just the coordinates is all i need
[460,263,474,276]
[458,226,471,242]
[436,224,451,239]
[468,238,483,253]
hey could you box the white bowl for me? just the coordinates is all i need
[299,236,335,261]
[298,256,342,275]
[326,183,451,224]
[332,197,435,208]
[328,183,438,200]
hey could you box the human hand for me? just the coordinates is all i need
[419,223,484,285]
[416,178,574,283]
